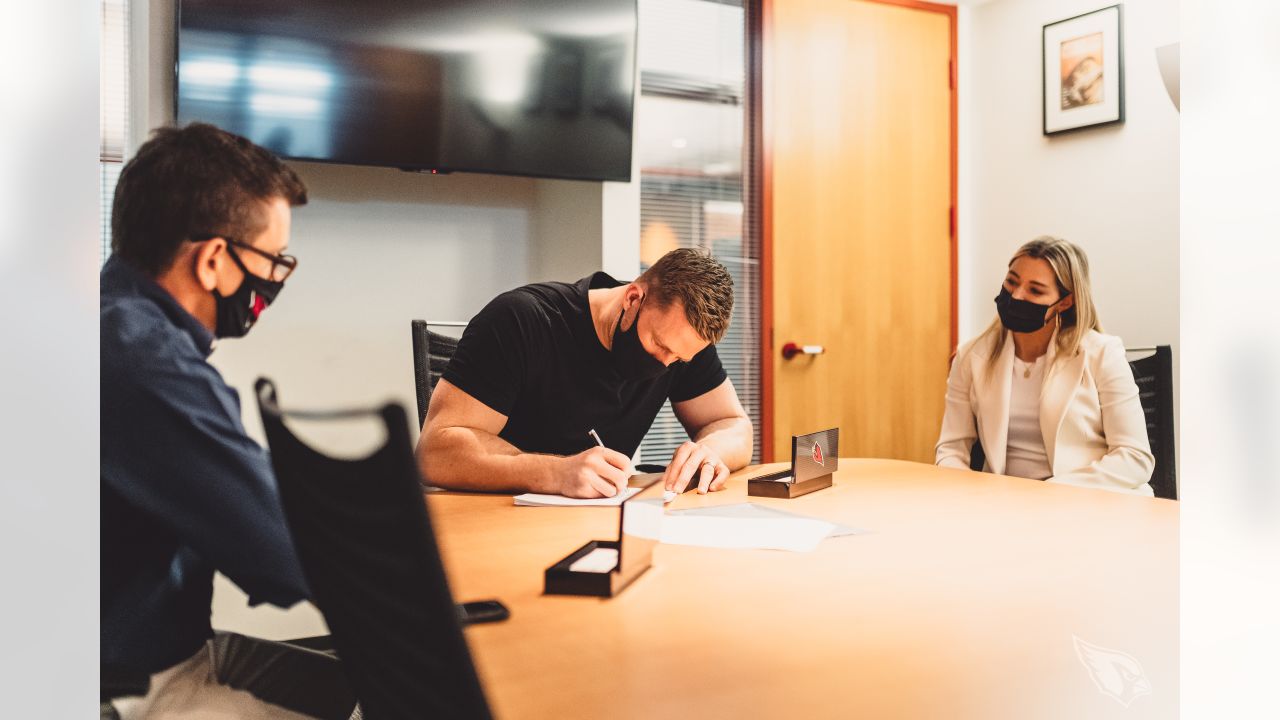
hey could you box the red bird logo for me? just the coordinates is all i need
[251,292,268,320]
[811,442,824,466]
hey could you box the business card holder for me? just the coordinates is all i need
[747,427,840,499]
[748,473,833,499]
[544,477,664,598]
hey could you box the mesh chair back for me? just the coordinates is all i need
[969,440,986,472]
[411,320,462,428]
[1128,345,1177,499]
[255,378,491,720]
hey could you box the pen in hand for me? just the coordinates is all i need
[587,429,677,504]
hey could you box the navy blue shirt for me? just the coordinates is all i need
[100,256,309,674]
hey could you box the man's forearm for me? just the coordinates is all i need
[693,417,754,470]
[419,426,560,493]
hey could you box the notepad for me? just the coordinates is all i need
[513,487,641,507]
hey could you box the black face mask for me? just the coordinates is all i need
[994,286,1068,334]
[213,247,284,338]
[611,300,668,381]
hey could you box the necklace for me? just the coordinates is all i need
[1015,356,1033,378]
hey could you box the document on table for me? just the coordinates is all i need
[666,503,866,538]
[658,513,833,552]
[513,487,641,507]
[657,504,866,552]
[511,493,863,552]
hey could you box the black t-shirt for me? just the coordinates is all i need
[442,272,728,459]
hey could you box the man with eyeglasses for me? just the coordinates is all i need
[101,123,348,718]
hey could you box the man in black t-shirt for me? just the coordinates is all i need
[416,248,753,498]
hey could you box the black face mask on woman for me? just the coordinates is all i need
[611,299,669,381]
[994,286,1069,334]
[213,247,284,339]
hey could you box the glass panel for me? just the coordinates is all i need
[101,162,122,265]
[635,0,760,467]
[100,0,129,161]
[101,0,130,265]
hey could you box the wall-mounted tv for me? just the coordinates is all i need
[176,0,636,182]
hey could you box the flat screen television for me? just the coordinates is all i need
[176,0,636,182]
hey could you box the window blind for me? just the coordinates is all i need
[636,0,761,466]
[100,0,129,264]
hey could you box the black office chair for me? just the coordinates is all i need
[1128,345,1177,500]
[101,667,149,719]
[411,320,463,429]
[255,378,492,720]
[969,440,986,472]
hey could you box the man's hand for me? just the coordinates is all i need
[663,440,730,496]
[556,446,632,498]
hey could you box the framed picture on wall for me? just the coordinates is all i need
[1043,4,1124,135]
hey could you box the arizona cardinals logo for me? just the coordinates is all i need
[811,442,824,466]
[250,292,267,320]
[1073,635,1151,707]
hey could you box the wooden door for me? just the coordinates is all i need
[763,0,955,462]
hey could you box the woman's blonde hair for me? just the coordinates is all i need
[981,236,1102,374]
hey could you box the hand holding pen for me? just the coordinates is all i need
[590,429,678,504]
[557,436,631,499]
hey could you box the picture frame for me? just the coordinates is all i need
[1043,4,1124,135]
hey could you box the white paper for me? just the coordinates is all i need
[666,502,865,538]
[568,547,618,573]
[659,514,836,552]
[513,487,641,507]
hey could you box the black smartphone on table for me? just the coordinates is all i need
[456,600,510,625]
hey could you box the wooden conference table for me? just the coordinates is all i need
[428,459,1178,719]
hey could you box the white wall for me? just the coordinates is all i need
[531,178,605,282]
[217,164,538,436]
[131,0,639,639]
[958,0,1179,359]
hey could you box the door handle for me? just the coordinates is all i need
[781,342,825,360]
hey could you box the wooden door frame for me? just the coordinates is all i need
[751,0,959,462]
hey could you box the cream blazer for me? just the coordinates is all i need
[935,328,1155,495]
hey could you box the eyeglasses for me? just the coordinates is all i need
[192,235,298,283]
[226,239,298,283]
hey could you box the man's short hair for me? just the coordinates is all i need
[638,248,734,344]
[111,122,308,276]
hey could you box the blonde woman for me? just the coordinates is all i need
[935,237,1154,494]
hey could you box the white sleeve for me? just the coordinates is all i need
[935,349,977,470]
